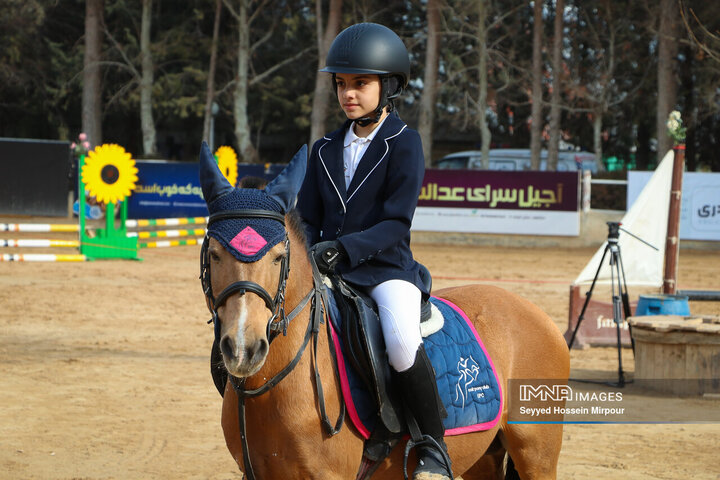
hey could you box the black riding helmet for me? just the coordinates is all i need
[320,23,410,126]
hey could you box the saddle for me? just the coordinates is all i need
[324,266,437,476]
[328,270,434,435]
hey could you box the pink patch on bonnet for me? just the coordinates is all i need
[230,226,268,256]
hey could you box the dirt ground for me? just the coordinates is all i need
[1,220,719,479]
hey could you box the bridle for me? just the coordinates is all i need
[200,208,293,345]
[199,207,345,480]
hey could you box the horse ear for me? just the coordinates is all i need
[265,144,307,212]
[199,141,234,203]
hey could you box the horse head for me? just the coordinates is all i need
[199,142,307,378]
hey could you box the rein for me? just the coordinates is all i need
[200,208,345,480]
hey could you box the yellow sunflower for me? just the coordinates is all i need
[215,146,238,187]
[81,144,138,204]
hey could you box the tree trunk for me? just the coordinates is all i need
[530,0,544,170]
[309,0,342,146]
[140,0,156,156]
[82,0,103,148]
[203,0,223,148]
[656,0,678,161]
[418,0,440,167]
[593,110,603,167]
[233,0,258,163]
[636,121,650,170]
[477,0,491,169]
[680,44,695,171]
[547,0,564,171]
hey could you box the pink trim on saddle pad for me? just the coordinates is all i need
[433,296,504,436]
[328,320,372,439]
[230,226,268,256]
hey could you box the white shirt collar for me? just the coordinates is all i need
[343,115,388,148]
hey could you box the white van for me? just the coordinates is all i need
[435,148,601,173]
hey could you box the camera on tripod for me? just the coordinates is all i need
[568,219,658,387]
[567,220,658,387]
[606,221,621,242]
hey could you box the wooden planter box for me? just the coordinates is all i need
[628,315,720,396]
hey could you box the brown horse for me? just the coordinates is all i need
[198,143,569,479]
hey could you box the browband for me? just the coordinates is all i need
[208,209,286,226]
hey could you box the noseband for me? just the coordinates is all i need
[200,209,291,345]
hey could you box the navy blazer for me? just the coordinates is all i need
[297,112,427,294]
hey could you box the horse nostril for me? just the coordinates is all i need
[220,335,236,359]
[246,339,269,365]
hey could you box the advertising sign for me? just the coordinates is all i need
[127,161,207,219]
[412,169,580,236]
[128,160,284,219]
[627,171,720,241]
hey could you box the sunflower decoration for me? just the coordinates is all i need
[215,146,238,187]
[81,144,138,204]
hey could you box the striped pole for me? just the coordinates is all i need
[139,238,202,248]
[127,228,206,239]
[0,223,79,233]
[1,253,87,262]
[0,239,80,248]
[125,217,208,228]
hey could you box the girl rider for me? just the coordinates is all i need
[297,23,450,480]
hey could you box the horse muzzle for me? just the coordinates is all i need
[220,333,269,377]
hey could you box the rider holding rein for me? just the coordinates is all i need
[297,23,450,480]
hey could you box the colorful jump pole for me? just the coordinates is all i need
[0,223,80,233]
[1,253,87,262]
[127,228,206,239]
[0,239,80,248]
[125,217,208,228]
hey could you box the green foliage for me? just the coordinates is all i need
[2,0,720,170]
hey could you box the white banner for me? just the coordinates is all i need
[412,207,579,236]
[627,171,720,241]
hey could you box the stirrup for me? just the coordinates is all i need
[403,435,452,480]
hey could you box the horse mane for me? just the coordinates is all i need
[286,208,308,250]
[236,179,307,250]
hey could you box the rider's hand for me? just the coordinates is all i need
[310,240,347,274]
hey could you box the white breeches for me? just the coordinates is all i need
[367,279,422,373]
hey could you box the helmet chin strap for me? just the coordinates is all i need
[346,75,401,128]
[356,76,400,127]
[355,106,386,127]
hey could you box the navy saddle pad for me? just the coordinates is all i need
[327,294,503,439]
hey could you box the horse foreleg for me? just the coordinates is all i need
[460,432,506,480]
[461,452,506,480]
[500,423,563,479]
[220,384,245,470]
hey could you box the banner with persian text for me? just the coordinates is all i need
[627,170,720,241]
[127,160,285,219]
[412,169,580,236]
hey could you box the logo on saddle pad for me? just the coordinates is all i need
[455,356,490,409]
[230,226,268,256]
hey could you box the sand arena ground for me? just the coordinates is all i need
[1,219,719,479]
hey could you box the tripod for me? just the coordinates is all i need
[567,222,634,387]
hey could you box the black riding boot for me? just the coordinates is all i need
[395,345,452,480]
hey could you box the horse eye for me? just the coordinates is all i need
[273,254,284,264]
[210,251,220,262]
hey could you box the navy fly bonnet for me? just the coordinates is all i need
[198,141,307,262]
